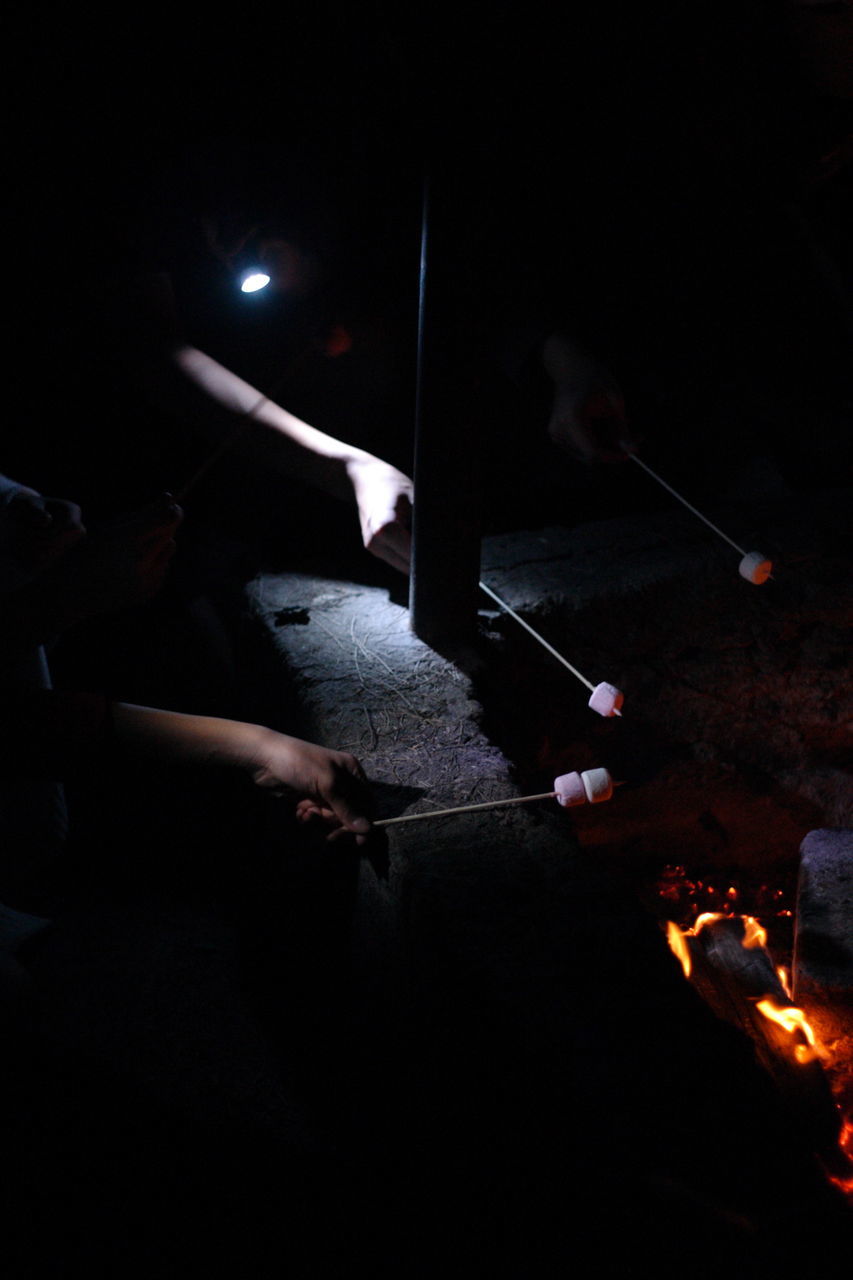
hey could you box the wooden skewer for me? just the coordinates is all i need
[374,781,626,827]
[627,453,746,557]
[478,581,597,694]
[373,791,557,826]
[627,453,775,581]
[175,396,270,502]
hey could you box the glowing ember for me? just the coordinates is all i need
[654,864,796,927]
[839,1121,853,1168]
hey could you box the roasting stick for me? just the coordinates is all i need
[479,580,624,717]
[374,791,557,826]
[374,767,617,827]
[626,452,773,583]
[176,390,271,502]
[479,581,594,692]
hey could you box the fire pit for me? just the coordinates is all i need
[476,485,853,1188]
[248,480,853,1264]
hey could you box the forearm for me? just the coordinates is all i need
[0,691,266,777]
[3,694,371,831]
[107,705,371,831]
[111,702,269,774]
[171,344,387,501]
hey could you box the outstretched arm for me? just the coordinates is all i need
[172,344,413,574]
[1,689,372,839]
[115,272,413,573]
[111,702,372,836]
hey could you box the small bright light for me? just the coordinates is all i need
[240,271,271,294]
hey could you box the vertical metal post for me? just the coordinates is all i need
[408,177,482,648]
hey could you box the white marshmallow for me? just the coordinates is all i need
[553,771,587,807]
[588,681,624,717]
[554,768,614,807]
[738,551,772,584]
[581,767,614,804]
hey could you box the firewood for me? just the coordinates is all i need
[683,916,850,1180]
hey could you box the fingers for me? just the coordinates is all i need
[8,493,87,572]
[367,521,411,574]
[84,496,183,602]
[297,799,372,847]
[106,495,184,540]
[296,798,327,822]
[549,387,636,464]
[42,498,85,533]
[13,497,53,529]
[349,459,414,573]
[294,756,372,841]
[12,494,83,532]
[322,758,371,835]
[253,734,373,841]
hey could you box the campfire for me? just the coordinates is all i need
[664,900,853,1195]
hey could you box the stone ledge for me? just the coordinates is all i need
[246,571,584,908]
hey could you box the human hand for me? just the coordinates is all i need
[249,730,372,841]
[346,458,413,575]
[52,494,183,621]
[547,384,636,464]
[5,490,86,576]
[542,333,639,464]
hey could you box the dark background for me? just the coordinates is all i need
[4,3,851,528]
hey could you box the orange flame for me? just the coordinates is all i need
[741,916,768,949]
[666,910,850,1191]
[666,914,823,1069]
[679,912,766,945]
[777,966,792,998]
[666,920,692,978]
[755,997,822,1064]
[693,911,726,933]
[665,913,767,978]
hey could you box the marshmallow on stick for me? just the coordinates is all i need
[373,768,615,827]
[479,581,624,717]
[626,452,772,584]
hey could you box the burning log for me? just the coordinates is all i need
[667,913,852,1182]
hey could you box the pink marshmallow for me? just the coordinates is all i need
[553,771,586,807]
[588,682,624,717]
